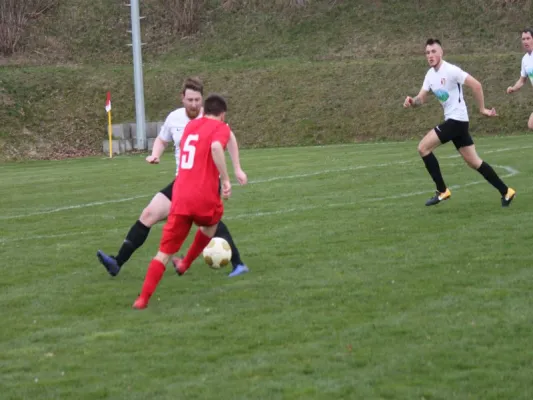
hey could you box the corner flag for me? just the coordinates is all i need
[105,92,113,158]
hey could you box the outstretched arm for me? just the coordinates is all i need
[404,88,429,108]
[507,76,527,94]
[147,118,172,163]
[212,141,231,199]
[227,131,247,185]
[146,137,170,164]
[464,75,496,117]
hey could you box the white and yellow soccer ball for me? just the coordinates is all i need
[202,237,232,269]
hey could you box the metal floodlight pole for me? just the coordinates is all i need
[130,0,146,150]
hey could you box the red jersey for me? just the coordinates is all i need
[171,117,230,216]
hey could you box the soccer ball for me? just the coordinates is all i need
[202,237,232,269]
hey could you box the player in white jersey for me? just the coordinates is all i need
[506,28,533,131]
[403,38,516,207]
[97,77,250,277]
[156,107,201,174]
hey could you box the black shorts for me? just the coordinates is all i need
[434,119,474,150]
[159,180,174,201]
[158,179,222,201]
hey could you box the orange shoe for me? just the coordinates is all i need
[425,188,451,206]
[501,188,516,207]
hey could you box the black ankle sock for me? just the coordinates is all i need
[477,161,508,196]
[422,152,447,193]
[115,220,151,266]
[215,220,244,269]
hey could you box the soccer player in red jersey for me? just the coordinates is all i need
[96,77,249,278]
[133,94,233,309]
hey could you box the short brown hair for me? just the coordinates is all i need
[204,94,227,116]
[181,77,203,95]
[426,38,442,46]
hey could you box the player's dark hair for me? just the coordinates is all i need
[426,38,442,46]
[181,77,203,95]
[522,28,533,37]
[204,94,227,116]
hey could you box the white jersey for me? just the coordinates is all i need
[422,60,469,122]
[520,52,533,86]
[158,108,201,174]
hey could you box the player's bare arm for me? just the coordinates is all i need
[404,88,429,108]
[463,75,497,117]
[212,141,231,199]
[145,137,170,164]
[507,76,527,94]
[227,131,247,185]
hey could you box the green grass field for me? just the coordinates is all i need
[1,135,533,399]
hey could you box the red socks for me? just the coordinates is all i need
[139,259,166,301]
[138,231,211,303]
[181,230,212,272]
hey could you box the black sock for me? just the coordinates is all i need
[115,220,151,267]
[422,152,447,193]
[477,161,508,196]
[215,220,244,269]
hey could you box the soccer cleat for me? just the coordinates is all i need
[228,264,249,278]
[172,256,187,276]
[96,250,120,277]
[132,296,148,310]
[425,188,451,206]
[501,188,516,207]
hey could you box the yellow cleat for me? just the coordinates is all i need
[425,188,451,206]
[501,188,516,207]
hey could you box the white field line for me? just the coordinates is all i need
[446,144,533,158]
[0,165,519,244]
[225,165,518,220]
[1,143,527,221]
[247,160,414,184]
[1,160,417,220]
[0,195,149,220]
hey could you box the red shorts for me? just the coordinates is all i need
[159,204,223,255]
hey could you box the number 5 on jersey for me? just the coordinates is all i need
[181,134,199,169]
